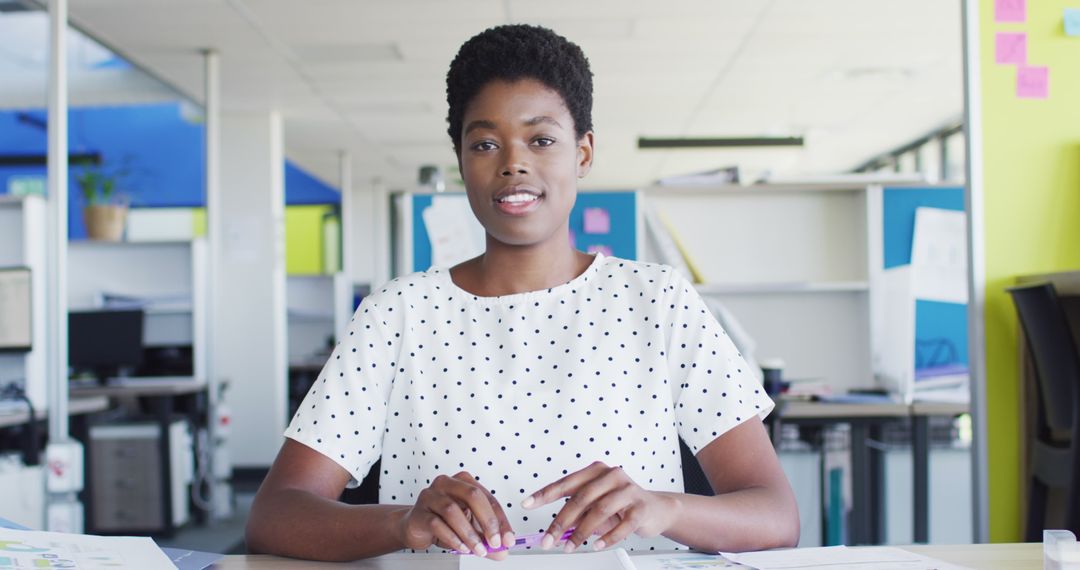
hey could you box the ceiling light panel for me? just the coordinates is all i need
[72,3,269,53]
[243,0,502,45]
[292,43,401,64]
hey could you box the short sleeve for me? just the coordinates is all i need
[284,298,398,486]
[662,271,775,454]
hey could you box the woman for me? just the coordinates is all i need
[245,24,799,562]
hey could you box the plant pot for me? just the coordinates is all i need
[83,204,127,241]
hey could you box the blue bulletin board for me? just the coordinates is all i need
[882,186,967,368]
[410,191,639,273]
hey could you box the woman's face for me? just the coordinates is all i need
[458,78,593,250]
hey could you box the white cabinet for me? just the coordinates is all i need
[0,195,48,411]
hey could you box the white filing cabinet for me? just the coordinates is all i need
[88,421,192,533]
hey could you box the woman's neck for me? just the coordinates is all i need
[451,238,593,298]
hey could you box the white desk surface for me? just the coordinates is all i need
[0,396,110,428]
[212,543,1042,569]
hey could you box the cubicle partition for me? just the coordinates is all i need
[0,195,48,413]
[66,239,208,385]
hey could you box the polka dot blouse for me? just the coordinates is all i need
[285,253,774,552]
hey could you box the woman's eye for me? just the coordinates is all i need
[471,141,497,151]
[533,137,556,147]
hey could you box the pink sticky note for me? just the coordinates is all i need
[587,245,613,257]
[995,32,1026,65]
[582,207,611,234]
[1016,66,1049,99]
[995,0,1026,23]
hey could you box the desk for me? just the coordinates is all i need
[775,400,969,545]
[210,543,1042,569]
[71,379,209,536]
[0,396,110,428]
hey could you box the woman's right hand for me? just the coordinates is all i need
[396,471,514,559]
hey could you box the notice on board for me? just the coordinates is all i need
[1017,65,1049,99]
[1065,8,1080,37]
[995,0,1026,23]
[995,32,1026,65]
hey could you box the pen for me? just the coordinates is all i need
[451,529,575,555]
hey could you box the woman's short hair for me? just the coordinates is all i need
[446,24,594,153]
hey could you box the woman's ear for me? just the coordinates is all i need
[576,131,594,179]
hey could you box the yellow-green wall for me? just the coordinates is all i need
[981,0,1080,542]
[285,204,338,275]
[166,206,338,275]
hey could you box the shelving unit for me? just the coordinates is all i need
[642,182,873,392]
[694,281,870,295]
[66,239,208,384]
[285,273,352,367]
[642,181,964,394]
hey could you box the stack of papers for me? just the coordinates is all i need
[913,364,970,404]
[720,546,969,569]
[0,527,176,569]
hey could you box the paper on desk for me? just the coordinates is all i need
[911,207,967,304]
[422,195,486,268]
[161,547,224,570]
[875,265,916,403]
[0,527,176,569]
[461,548,636,570]
[720,546,970,570]
[633,551,746,568]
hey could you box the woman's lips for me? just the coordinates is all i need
[493,188,542,216]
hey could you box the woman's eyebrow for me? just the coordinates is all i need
[524,116,562,128]
[464,119,497,135]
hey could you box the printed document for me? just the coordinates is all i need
[0,527,175,569]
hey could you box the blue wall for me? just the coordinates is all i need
[0,103,338,239]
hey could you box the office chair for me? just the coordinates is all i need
[1006,282,1080,540]
[681,440,714,496]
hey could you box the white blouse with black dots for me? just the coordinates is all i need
[285,253,774,552]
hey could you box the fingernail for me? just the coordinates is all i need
[521,496,535,508]
[541,533,555,550]
[593,540,606,550]
[489,534,502,549]
[459,543,469,553]
[563,541,576,553]
[504,532,515,548]
[473,543,487,557]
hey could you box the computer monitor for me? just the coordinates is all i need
[0,267,32,352]
[69,309,144,384]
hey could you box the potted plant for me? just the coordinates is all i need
[76,162,130,241]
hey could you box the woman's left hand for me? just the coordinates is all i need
[521,461,680,552]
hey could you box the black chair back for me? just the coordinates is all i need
[1008,283,1080,437]
[1007,281,1080,539]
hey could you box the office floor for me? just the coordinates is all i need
[156,491,254,555]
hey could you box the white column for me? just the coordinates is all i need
[45,0,80,533]
[216,111,288,467]
[202,49,228,517]
[46,0,69,441]
[339,151,354,281]
[961,0,989,543]
[371,177,391,286]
